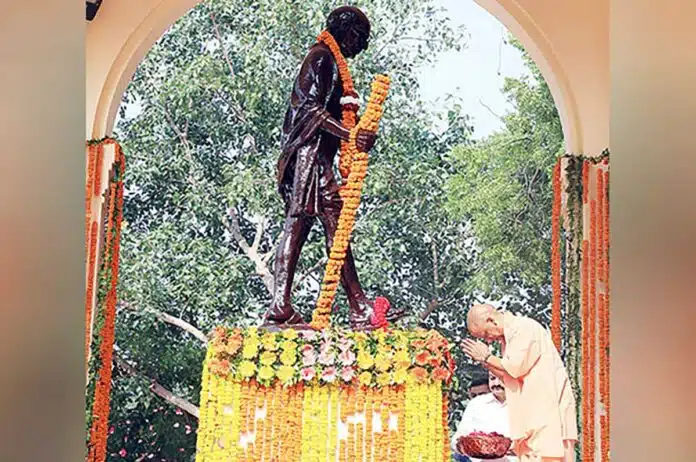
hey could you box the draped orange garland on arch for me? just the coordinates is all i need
[600,165,610,461]
[85,139,126,462]
[567,153,609,462]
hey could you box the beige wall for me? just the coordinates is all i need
[86,0,199,138]
[476,0,609,156]
[86,0,609,156]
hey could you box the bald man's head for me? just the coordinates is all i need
[466,303,504,342]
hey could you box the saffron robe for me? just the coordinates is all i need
[500,312,578,459]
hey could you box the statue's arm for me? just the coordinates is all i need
[320,117,351,141]
[298,47,374,150]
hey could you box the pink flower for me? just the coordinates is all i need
[119,449,127,457]
[301,344,315,355]
[340,366,356,382]
[321,366,338,382]
[318,349,336,366]
[339,349,356,366]
[109,426,115,435]
[185,425,192,434]
[320,339,334,353]
[302,350,317,367]
[300,330,318,341]
[337,338,354,352]
[175,408,183,415]
[301,367,316,381]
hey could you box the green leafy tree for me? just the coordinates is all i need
[445,37,563,323]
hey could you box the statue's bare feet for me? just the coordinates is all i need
[385,306,406,323]
[262,303,306,328]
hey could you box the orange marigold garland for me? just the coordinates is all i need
[85,143,96,249]
[597,171,605,283]
[86,140,126,462]
[551,159,563,350]
[582,159,590,204]
[93,143,104,196]
[581,236,590,461]
[311,75,391,329]
[588,195,598,461]
[598,293,608,462]
[85,221,98,370]
[601,167,611,461]
[317,30,358,180]
[85,143,97,368]
[442,392,450,462]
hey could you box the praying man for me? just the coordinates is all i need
[460,304,578,462]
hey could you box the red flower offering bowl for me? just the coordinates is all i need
[456,431,512,459]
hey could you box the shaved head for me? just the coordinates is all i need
[466,303,504,341]
[467,303,496,328]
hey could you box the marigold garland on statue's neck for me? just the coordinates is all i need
[317,30,359,179]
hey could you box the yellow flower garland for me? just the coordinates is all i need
[196,326,453,461]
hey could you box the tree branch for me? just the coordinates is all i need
[209,13,235,78]
[431,238,439,297]
[478,99,505,123]
[119,301,208,345]
[251,215,265,253]
[419,298,440,323]
[115,356,199,419]
[225,206,274,295]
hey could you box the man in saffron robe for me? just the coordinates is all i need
[263,6,403,329]
[461,304,577,462]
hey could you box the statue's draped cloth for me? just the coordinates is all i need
[277,44,344,217]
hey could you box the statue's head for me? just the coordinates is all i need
[326,6,371,58]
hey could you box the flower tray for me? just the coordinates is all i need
[457,432,512,459]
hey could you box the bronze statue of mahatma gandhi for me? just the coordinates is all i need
[262,6,405,330]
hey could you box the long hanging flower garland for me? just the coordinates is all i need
[580,158,590,462]
[600,163,610,461]
[85,139,126,462]
[551,160,563,350]
[85,222,98,370]
[588,195,597,460]
[311,68,391,329]
[85,143,104,369]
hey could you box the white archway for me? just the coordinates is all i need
[86,0,597,155]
